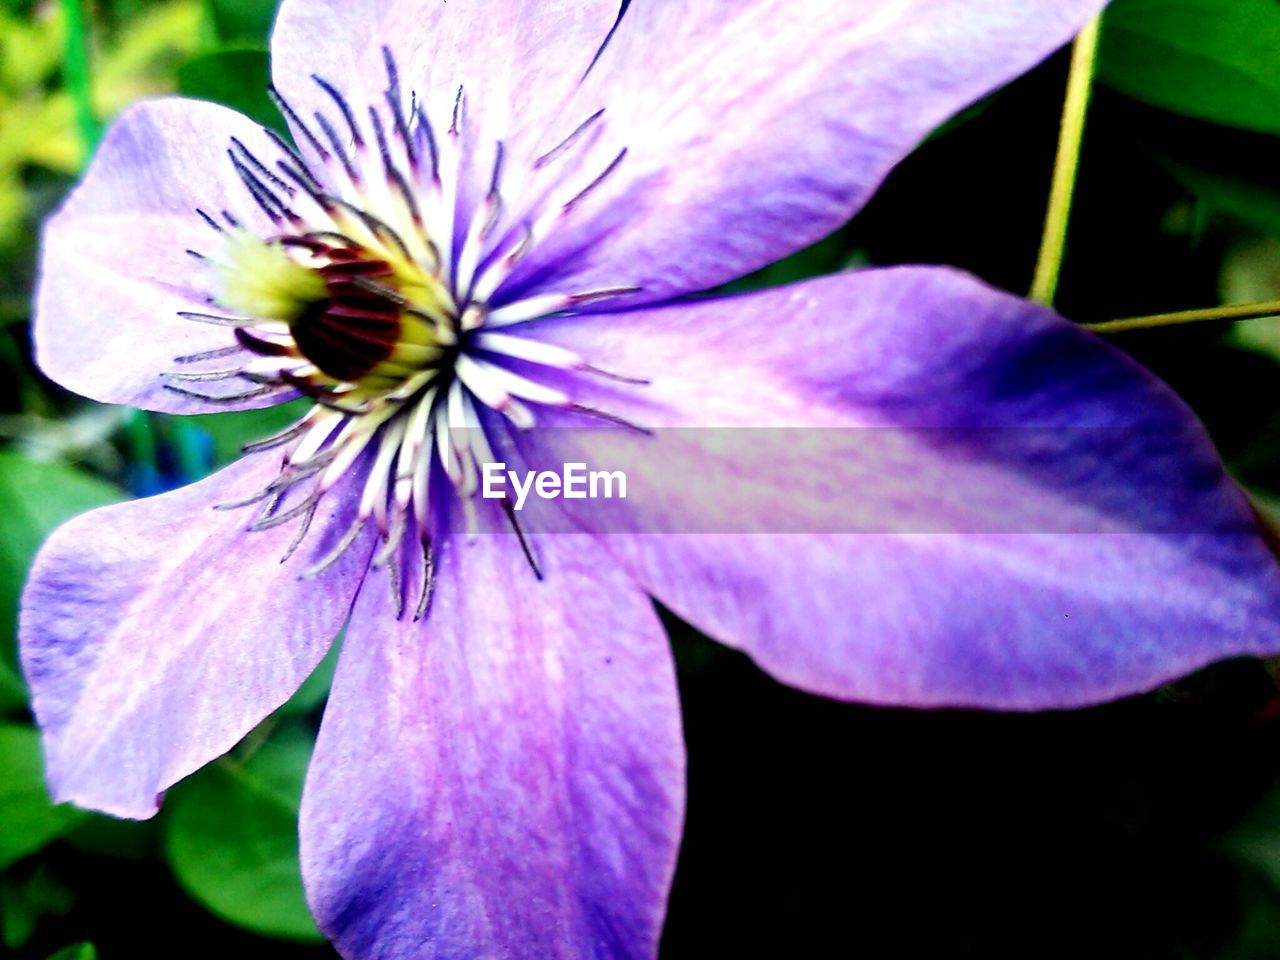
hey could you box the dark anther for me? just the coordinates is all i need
[489,141,506,198]
[231,137,296,197]
[367,109,422,226]
[174,344,244,364]
[242,419,310,454]
[301,517,367,580]
[381,46,418,168]
[162,382,280,404]
[196,208,226,234]
[416,102,440,181]
[583,364,652,386]
[162,367,246,383]
[567,285,642,307]
[268,84,331,163]
[229,151,290,224]
[501,498,544,581]
[564,148,628,212]
[261,125,310,171]
[313,112,360,184]
[177,311,258,327]
[450,85,466,136]
[276,159,330,207]
[369,107,393,172]
[413,537,436,621]
[279,497,320,564]
[312,73,366,149]
[567,402,652,435]
[251,490,322,531]
[534,108,606,169]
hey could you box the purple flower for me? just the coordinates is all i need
[21,0,1280,957]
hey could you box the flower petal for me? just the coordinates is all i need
[36,99,293,414]
[502,0,1109,305]
[301,534,684,960]
[513,267,1280,708]
[20,454,375,818]
[270,0,619,220]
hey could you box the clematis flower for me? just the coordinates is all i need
[21,0,1280,957]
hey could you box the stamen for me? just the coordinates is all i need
[415,102,440,181]
[162,383,280,404]
[251,489,322,531]
[501,498,543,580]
[568,402,652,435]
[197,208,227,234]
[381,47,418,168]
[314,112,360,184]
[564,149,627,212]
[279,498,319,563]
[450,85,465,136]
[228,152,290,224]
[300,517,367,579]
[312,74,366,149]
[173,344,244,364]
[413,537,435,621]
[535,108,606,169]
[231,136,296,197]
[268,84,331,163]
[582,364,652,386]
[162,367,247,383]
[177,311,260,327]
[242,418,311,454]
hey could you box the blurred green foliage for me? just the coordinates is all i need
[5,0,1280,957]
[1099,0,1280,135]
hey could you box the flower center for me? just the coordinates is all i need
[167,49,648,619]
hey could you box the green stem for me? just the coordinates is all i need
[1085,299,1280,334]
[59,0,100,157]
[1029,16,1102,306]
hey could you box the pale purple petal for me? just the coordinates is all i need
[20,454,375,818]
[35,99,293,414]
[503,0,1110,306]
[271,0,619,222]
[301,534,684,960]
[513,267,1280,708]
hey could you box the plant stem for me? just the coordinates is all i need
[1029,15,1102,306]
[59,0,101,157]
[1085,299,1280,334]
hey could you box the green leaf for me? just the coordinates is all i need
[206,0,279,48]
[0,866,75,949]
[178,49,284,133]
[1162,160,1280,239]
[1099,0,1280,134]
[0,725,86,868]
[46,944,96,960]
[0,452,125,711]
[162,724,322,941]
[63,811,161,861]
